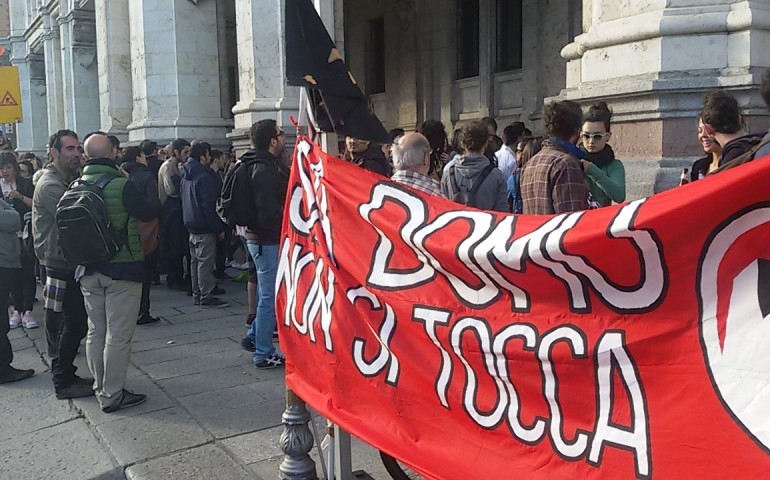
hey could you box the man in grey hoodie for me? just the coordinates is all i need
[440,121,508,212]
[0,197,34,384]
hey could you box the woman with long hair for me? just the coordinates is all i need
[691,116,723,180]
[579,102,626,208]
[0,152,37,329]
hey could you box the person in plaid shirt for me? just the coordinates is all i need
[391,133,446,198]
[520,100,589,215]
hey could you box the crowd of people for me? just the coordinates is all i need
[0,121,289,412]
[2,69,770,415]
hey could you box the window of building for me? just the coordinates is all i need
[496,0,523,72]
[365,16,386,95]
[456,0,480,79]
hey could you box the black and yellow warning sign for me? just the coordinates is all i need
[0,67,22,123]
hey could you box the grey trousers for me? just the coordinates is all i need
[80,272,142,409]
[189,233,217,302]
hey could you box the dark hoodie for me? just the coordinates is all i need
[146,154,163,181]
[180,157,226,235]
[440,153,508,212]
[122,160,161,216]
[348,144,392,177]
[719,133,765,167]
[238,149,289,245]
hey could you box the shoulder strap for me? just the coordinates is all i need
[469,164,495,195]
[74,174,115,189]
[94,175,115,189]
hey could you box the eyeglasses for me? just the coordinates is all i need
[581,132,608,141]
[275,131,285,139]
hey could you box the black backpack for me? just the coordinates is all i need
[450,163,495,208]
[56,175,124,266]
[217,160,257,229]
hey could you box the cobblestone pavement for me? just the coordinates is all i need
[1,275,401,480]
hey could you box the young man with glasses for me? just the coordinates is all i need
[234,120,289,369]
[578,102,625,208]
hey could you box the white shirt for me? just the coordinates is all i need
[495,145,517,180]
[1,179,16,196]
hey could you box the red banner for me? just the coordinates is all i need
[277,138,770,479]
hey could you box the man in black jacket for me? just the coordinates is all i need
[180,142,228,307]
[237,120,289,369]
[140,140,163,181]
[122,146,162,324]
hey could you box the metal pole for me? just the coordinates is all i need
[333,424,353,480]
[279,388,318,480]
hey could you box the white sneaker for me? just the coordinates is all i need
[9,310,21,329]
[22,311,38,329]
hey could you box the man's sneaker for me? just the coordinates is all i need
[22,311,38,329]
[102,390,147,413]
[137,315,160,325]
[9,311,21,329]
[0,367,34,384]
[55,381,94,399]
[201,298,229,308]
[193,298,200,306]
[212,285,226,295]
[255,353,285,370]
[240,336,256,353]
[245,314,255,327]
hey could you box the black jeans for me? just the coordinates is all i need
[139,251,157,320]
[11,250,36,313]
[161,198,189,285]
[0,267,18,373]
[45,268,89,389]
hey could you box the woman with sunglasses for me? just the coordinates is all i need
[0,152,37,329]
[579,102,626,208]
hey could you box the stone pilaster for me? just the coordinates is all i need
[557,0,770,196]
[41,5,65,134]
[9,46,49,155]
[228,0,301,151]
[95,0,133,139]
[127,0,230,145]
[58,4,100,136]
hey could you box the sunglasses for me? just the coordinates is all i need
[581,132,608,141]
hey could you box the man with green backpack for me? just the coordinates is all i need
[71,133,157,413]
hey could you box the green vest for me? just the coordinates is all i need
[81,163,144,264]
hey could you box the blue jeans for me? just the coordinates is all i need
[246,242,278,363]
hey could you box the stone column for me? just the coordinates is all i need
[229,0,300,151]
[58,4,100,136]
[9,41,49,156]
[41,5,65,134]
[557,0,770,197]
[94,0,133,139]
[128,0,230,145]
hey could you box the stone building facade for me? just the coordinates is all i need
[7,1,770,196]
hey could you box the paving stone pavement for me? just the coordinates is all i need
[1,275,406,480]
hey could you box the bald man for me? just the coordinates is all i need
[391,133,446,198]
[79,133,158,413]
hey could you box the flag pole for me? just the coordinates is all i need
[278,88,320,480]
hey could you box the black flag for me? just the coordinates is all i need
[285,0,391,144]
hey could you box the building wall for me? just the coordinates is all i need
[343,0,582,135]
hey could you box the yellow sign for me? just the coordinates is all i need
[0,67,22,123]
